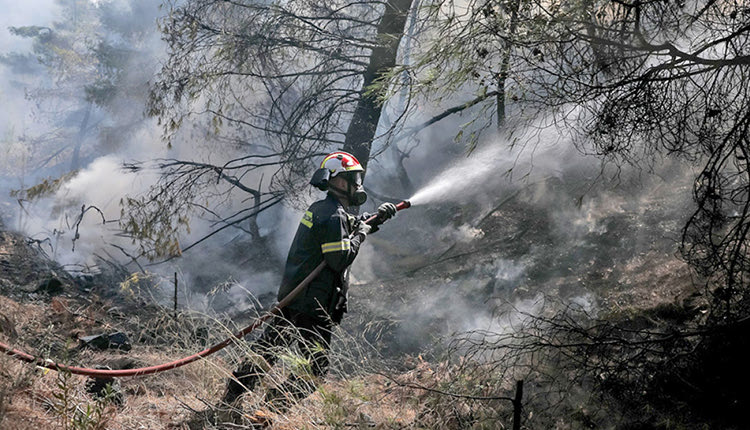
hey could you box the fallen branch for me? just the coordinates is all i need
[71,205,108,252]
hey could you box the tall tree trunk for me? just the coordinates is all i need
[389,0,420,196]
[497,0,520,131]
[343,0,415,170]
[248,189,262,241]
[70,102,92,171]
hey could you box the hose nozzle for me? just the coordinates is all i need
[395,200,411,211]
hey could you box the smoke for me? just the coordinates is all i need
[0,1,58,143]
[346,254,538,356]
[0,0,301,316]
[407,119,584,207]
[438,223,484,244]
[350,101,696,356]
[1,0,167,266]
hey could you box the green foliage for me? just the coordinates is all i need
[318,386,349,428]
[10,171,79,201]
[52,369,115,430]
[279,350,313,377]
[345,379,371,402]
[118,271,159,299]
[120,188,192,260]
[84,41,134,108]
[9,26,53,40]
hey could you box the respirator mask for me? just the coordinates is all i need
[311,169,367,206]
[340,171,367,206]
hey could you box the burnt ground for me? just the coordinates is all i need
[345,174,698,359]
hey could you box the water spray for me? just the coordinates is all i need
[403,139,533,207]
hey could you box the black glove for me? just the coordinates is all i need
[377,202,397,222]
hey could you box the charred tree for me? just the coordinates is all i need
[70,102,92,171]
[496,0,520,130]
[343,0,415,170]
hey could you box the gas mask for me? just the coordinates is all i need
[341,171,368,206]
[312,169,367,206]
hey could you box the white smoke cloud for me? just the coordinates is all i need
[438,223,484,244]
[0,0,307,316]
[0,0,698,356]
[18,144,164,269]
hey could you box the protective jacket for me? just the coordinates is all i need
[277,193,365,323]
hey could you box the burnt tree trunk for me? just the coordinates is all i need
[497,0,520,130]
[391,143,414,195]
[70,102,92,171]
[343,0,415,170]
[513,380,523,430]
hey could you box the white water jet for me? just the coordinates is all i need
[408,140,527,206]
[406,123,578,207]
[408,144,505,205]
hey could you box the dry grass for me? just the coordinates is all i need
[0,276,654,429]
[0,292,228,429]
[1,279,705,430]
[2,289,433,430]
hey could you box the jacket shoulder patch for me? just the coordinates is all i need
[301,210,313,228]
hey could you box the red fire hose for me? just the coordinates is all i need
[0,200,411,378]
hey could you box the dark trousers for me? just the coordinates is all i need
[223,309,333,407]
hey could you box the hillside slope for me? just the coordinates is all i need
[0,172,724,429]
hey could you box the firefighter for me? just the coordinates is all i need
[221,151,397,410]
